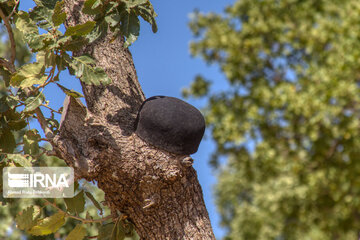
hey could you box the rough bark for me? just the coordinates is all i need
[51,1,216,239]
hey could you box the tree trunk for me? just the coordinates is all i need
[52,1,216,239]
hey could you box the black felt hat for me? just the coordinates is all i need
[135,96,205,155]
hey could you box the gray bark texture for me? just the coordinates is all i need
[51,1,216,239]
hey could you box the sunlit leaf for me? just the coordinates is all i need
[56,83,84,98]
[64,190,85,214]
[65,21,96,37]
[65,224,86,240]
[85,191,103,214]
[23,92,45,112]
[28,211,65,236]
[10,62,47,88]
[52,1,66,26]
[6,154,32,167]
[15,206,41,231]
[120,10,140,48]
[82,0,102,15]
[98,223,115,240]
[0,129,16,153]
[23,129,41,155]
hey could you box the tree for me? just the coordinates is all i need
[0,0,215,239]
[186,0,360,239]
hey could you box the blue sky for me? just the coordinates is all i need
[19,1,235,238]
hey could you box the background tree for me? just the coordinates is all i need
[186,0,360,239]
[0,0,215,239]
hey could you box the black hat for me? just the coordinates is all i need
[135,96,205,155]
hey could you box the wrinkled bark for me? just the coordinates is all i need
[52,1,215,239]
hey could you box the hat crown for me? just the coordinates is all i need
[135,96,205,155]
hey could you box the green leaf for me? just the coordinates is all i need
[46,117,59,134]
[124,0,148,9]
[137,4,157,33]
[6,154,32,167]
[70,56,111,85]
[33,0,58,10]
[73,55,96,65]
[15,206,41,231]
[36,51,56,68]
[4,110,27,130]
[182,75,210,98]
[15,11,45,50]
[87,20,107,43]
[10,62,47,88]
[15,11,38,37]
[55,55,67,71]
[56,83,84,98]
[28,34,47,51]
[105,13,120,28]
[82,0,103,15]
[0,100,9,113]
[30,0,64,30]
[7,119,27,131]
[28,211,65,236]
[64,190,85,214]
[10,74,47,89]
[98,223,115,240]
[85,191,103,214]
[120,10,140,48]
[65,21,96,37]
[114,221,126,240]
[82,66,109,85]
[52,1,66,26]
[0,129,16,153]
[0,99,9,113]
[62,37,89,51]
[23,130,41,155]
[29,4,53,29]
[0,0,18,20]
[24,92,45,112]
[6,95,20,108]
[112,218,137,240]
[98,218,134,240]
[65,224,86,240]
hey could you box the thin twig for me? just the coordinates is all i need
[0,58,15,73]
[41,103,62,114]
[0,7,16,64]
[34,67,56,93]
[35,108,54,139]
[39,138,51,142]
[21,87,54,139]
[87,236,98,239]
[7,0,20,20]
[43,199,114,224]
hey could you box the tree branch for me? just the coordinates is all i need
[35,108,54,139]
[0,6,16,65]
[43,199,114,224]
[0,10,54,143]
[7,0,19,20]
[53,1,216,238]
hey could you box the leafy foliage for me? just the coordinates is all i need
[188,0,360,239]
[65,224,86,240]
[27,211,65,236]
[98,219,140,240]
[83,0,157,47]
[64,190,85,215]
[15,205,41,231]
[0,0,157,238]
